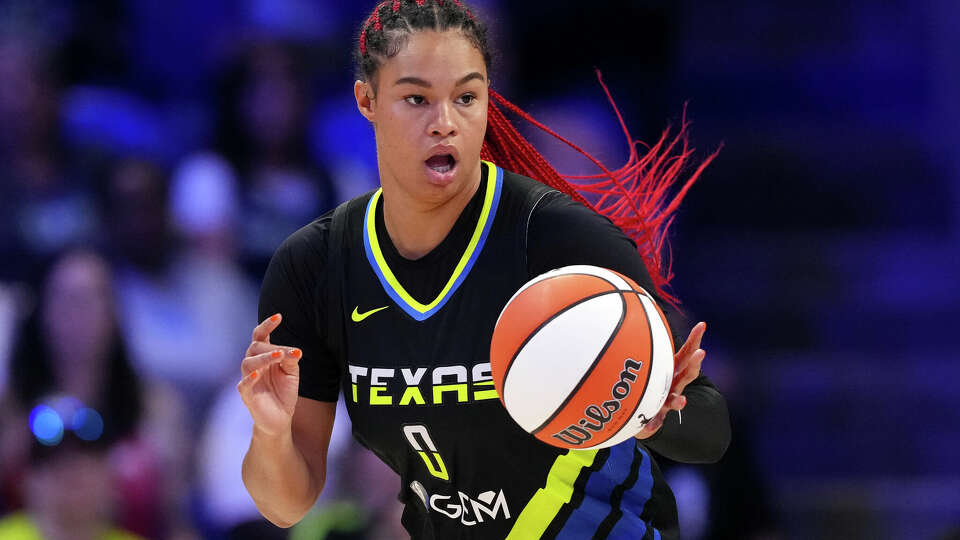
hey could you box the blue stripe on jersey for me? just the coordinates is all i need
[361,162,503,322]
[555,440,636,540]
[607,446,659,539]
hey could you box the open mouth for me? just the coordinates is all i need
[426,154,456,174]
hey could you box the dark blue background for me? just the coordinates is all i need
[0,1,957,539]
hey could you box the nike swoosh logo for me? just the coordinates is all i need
[351,305,389,323]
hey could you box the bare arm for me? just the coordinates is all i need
[237,314,337,527]
[241,398,335,527]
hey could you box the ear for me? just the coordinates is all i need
[355,80,376,123]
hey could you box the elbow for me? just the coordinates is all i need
[698,405,732,464]
[265,513,307,529]
[256,498,315,529]
[682,398,731,464]
[700,424,731,464]
[265,518,297,529]
[243,466,323,529]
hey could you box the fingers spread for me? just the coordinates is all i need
[252,313,282,344]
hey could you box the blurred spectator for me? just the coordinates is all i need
[102,157,173,275]
[198,387,355,539]
[0,33,99,282]
[213,40,337,278]
[7,251,142,441]
[108,154,257,428]
[0,430,144,540]
[0,249,193,539]
[104,152,258,539]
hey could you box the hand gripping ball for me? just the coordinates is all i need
[489,265,675,449]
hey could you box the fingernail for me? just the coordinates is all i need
[250,370,258,380]
[290,348,302,359]
[272,350,282,358]
[271,314,281,322]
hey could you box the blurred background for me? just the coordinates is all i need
[0,0,957,539]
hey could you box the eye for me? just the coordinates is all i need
[457,93,477,106]
[405,95,426,106]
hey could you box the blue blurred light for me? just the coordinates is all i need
[29,405,65,446]
[71,408,104,442]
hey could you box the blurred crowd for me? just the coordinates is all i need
[0,0,871,538]
[0,1,402,538]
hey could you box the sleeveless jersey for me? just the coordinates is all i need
[321,161,674,539]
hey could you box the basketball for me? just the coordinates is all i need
[489,265,675,450]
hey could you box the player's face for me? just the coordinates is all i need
[355,30,489,206]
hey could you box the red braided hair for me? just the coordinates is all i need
[482,71,720,308]
[357,0,718,307]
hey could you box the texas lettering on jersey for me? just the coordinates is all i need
[347,361,499,406]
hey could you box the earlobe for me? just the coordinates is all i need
[354,80,376,123]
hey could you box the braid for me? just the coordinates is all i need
[358,1,389,56]
[482,71,720,308]
[372,1,385,30]
[355,0,717,307]
[357,0,489,91]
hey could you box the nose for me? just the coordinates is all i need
[428,101,457,138]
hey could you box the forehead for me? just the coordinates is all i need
[381,30,486,83]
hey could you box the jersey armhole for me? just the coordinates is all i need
[523,189,560,278]
[324,191,378,365]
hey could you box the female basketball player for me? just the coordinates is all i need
[239,1,730,538]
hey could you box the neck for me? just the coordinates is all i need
[381,161,483,260]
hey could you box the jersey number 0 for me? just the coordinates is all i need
[403,424,450,482]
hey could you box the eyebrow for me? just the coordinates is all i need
[393,72,486,88]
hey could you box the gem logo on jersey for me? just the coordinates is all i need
[410,481,511,526]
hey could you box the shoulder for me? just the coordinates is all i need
[531,189,635,249]
[523,182,648,285]
[496,165,626,242]
[275,212,332,263]
[261,211,334,312]
[498,166,558,203]
[271,187,372,269]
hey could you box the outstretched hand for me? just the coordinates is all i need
[236,314,303,438]
[635,321,707,440]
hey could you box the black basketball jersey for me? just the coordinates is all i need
[258,160,728,539]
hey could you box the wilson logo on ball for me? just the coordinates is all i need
[489,265,674,450]
[551,358,649,446]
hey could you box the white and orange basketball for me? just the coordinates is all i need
[489,265,675,450]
